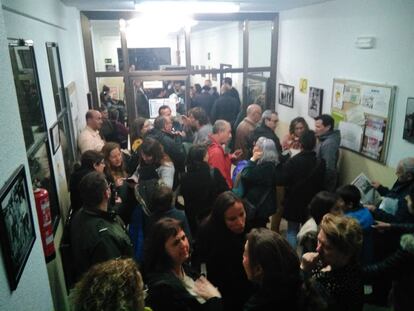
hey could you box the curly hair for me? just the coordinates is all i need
[71,258,145,311]
[320,213,363,260]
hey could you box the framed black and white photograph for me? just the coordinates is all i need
[49,121,60,154]
[278,83,294,108]
[403,97,414,143]
[308,87,324,118]
[0,165,36,291]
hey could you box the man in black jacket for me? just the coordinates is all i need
[251,110,283,157]
[148,115,186,177]
[210,84,240,126]
[70,171,133,281]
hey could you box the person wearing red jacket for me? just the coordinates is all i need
[208,120,242,188]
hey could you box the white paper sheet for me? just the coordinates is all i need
[360,85,391,118]
[338,121,363,151]
[346,105,366,125]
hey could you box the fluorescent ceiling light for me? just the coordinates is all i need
[135,1,240,14]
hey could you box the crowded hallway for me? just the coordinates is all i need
[1,1,414,311]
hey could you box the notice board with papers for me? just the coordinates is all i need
[330,78,396,163]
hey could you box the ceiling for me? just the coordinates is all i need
[61,0,334,12]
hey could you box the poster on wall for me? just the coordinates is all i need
[360,85,391,118]
[403,97,414,143]
[330,78,395,164]
[149,98,176,118]
[361,114,387,160]
[0,165,36,291]
[308,87,323,118]
[343,84,361,105]
[332,82,344,109]
[278,83,294,108]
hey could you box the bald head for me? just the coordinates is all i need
[86,110,103,130]
[246,104,262,124]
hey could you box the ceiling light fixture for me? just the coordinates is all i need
[135,1,240,14]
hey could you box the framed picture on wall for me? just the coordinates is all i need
[49,121,60,155]
[403,97,414,143]
[0,165,36,291]
[278,83,294,108]
[308,87,324,118]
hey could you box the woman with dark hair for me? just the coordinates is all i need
[70,258,146,311]
[193,191,252,311]
[297,191,344,254]
[130,117,152,152]
[128,117,152,174]
[282,117,309,151]
[69,150,105,211]
[180,144,228,235]
[243,228,325,311]
[144,218,223,311]
[136,137,175,188]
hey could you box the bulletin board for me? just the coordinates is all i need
[331,79,396,164]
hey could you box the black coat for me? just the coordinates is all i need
[363,225,414,311]
[136,89,150,118]
[374,179,414,224]
[145,267,223,311]
[251,123,283,155]
[181,164,228,235]
[194,222,252,311]
[192,92,215,119]
[147,128,186,173]
[241,161,282,227]
[244,284,304,311]
[312,261,363,311]
[69,167,94,212]
[70,208,134,281]
[211,92,240,125]
[281,151,326,223]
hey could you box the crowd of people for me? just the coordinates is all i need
[67,81,414,311]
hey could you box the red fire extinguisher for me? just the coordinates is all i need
[34,188,56,262]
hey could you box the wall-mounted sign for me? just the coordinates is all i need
[143,80,164,89]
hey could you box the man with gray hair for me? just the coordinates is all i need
[368,157,414,223]
[208,120,242,188]
[251,110,283,156]
[234,104,262,160]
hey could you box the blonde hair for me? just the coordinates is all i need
[71,258,145,311]
[320,214,362,260]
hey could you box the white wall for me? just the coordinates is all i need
[0,1,54,310]
[249,20,272,67]
[1,0,89,310]
[191,21,243,69]
[3,0,89,197]
[277,0,414,168]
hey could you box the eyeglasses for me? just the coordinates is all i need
[267,118,279,123]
